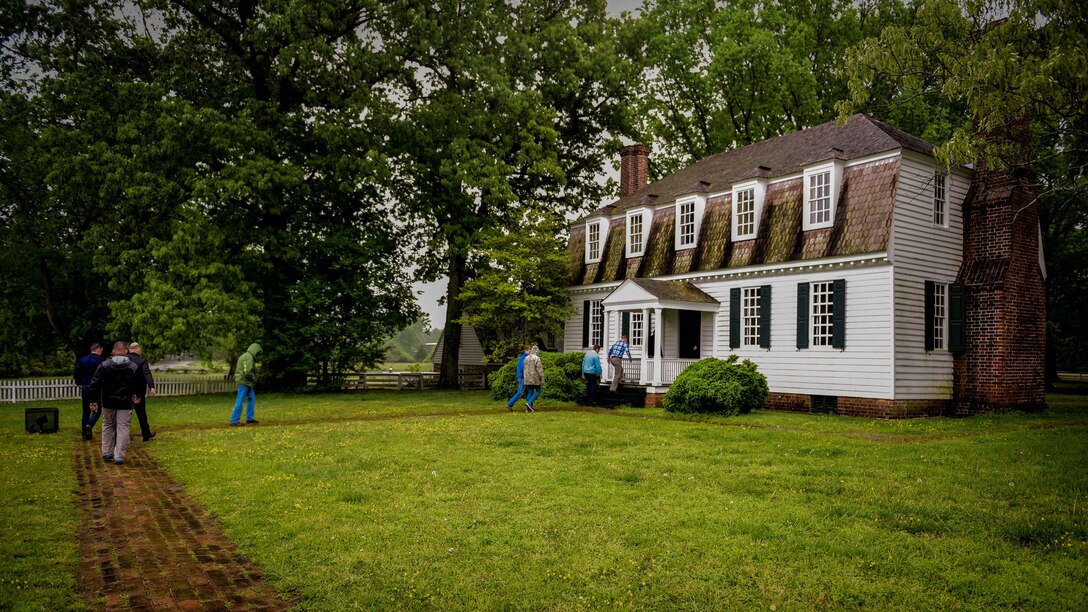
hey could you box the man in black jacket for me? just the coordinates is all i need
[88,341,142,465]
[127,342,157,442]
[74,342,104,440]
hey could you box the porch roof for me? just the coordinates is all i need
[603,278,720,312]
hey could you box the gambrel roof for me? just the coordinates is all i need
[569,114,923,286]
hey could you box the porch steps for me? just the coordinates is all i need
[576,385,647,408]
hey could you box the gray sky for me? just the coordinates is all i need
[414,0,645,329]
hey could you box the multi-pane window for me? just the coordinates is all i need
[630,312,644,347]
[809,171,831,225]
[811,281,834,346]
[678,200,696,247]
[590,300,604,347]
[932,284,946,350]
[933,171,947,226]
[628,214,644,254]
[587,222,601,261]
[736,188,756,238]
[743,287,762,346]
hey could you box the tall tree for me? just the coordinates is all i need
[626,0,911,176]
[839,0,1088,379]
[383,0,635,387]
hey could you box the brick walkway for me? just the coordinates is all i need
[74,437,294,611]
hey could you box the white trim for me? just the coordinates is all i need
[803,161,843,231]
[731,179,766,241]
[569,252,889,294]
[584,217,607,264]
[674,195,705,250]
[626,208,650,258]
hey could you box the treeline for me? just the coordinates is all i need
[2,0,1084,384]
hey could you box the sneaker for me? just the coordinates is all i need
[230,422,244,427]
[525,404,535,412]
[82,427,91,441]
[114,459,123,465]
[103,455,113,462]
[246,419,259,424]
[143,432,156,442]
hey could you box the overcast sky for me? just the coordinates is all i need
[414,0,645,329]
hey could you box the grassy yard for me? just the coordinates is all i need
[2,389,1086,609]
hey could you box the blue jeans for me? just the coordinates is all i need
[231,384,256,423]
[526,385,543,406]
[506,379,525,407]
[81,389,101,430]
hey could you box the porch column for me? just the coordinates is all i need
[712,310,719,358]
[602,308,613,382]
[640,307,650,384]
[652,307,663,386]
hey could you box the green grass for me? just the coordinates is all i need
[2,389,1087,609]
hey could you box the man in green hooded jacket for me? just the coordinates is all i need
[230,343,262,426]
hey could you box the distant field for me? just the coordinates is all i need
[3,388,1086,609]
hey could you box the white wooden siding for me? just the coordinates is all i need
[889,151,970,399]
[565,292,612,352]
[694,265,895,399]
[431,324,487,366]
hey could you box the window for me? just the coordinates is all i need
[932,283,946,350]
[933,171,947,226]
[628,212,644,256]
[630,312,644,347]
[678,200,696,247]
[735,188,756,238]
[587,222,601,261]
[742,287,762,347]
[590,300,604,347]
[808,171,831,225]
[811,281,834,346]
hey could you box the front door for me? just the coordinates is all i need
[678,310,701,359]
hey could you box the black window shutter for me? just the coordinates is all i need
[729,288,740,349]
[796,283,809,349]
[950,283,966,353]
[832,279,846,349]
[924,281,935,352]
[622,312,630,338]
[759,284,772,349]
[582,301,590,348]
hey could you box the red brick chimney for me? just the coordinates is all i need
[620,144,650,197]
[953,118,1046,413]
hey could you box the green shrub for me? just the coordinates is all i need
[661,355,768,415]
[489,352,585,402]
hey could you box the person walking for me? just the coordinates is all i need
[523,346,545,412]
[230,343,262,426]
[581,344,602,404]
[127,342,157,442]
[505,345,531,411]
[607,335,632,392]
[87,341,142,465]
[74,342,104,440]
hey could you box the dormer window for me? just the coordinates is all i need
[803,161,843,231]
[585,218,605,263]
[731,179,767,241]
[674,195,705,250]
[626,209,649,257]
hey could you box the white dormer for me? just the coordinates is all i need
[584,217,608,264]
[803,159,844,231]
[731,179,767,241]
[674,194,706,250]
[626,207,651,258]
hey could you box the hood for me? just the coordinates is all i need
[248,343,262,356]
[109,355,131,366]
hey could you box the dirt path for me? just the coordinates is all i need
[74,438,294,611]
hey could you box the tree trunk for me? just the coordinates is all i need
[438,251,467,389]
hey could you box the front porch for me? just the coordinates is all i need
[600,278,721,390]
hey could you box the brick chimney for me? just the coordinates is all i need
[620,144,650,197]
[953,117,1046,413]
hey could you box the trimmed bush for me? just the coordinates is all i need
[489,352,585,403]
[661,355,768,415]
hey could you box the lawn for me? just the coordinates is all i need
[2,388,1086,609]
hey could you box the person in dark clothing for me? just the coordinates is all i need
[127,342,157,442]
[88,341,142,465]
[74,343,104,440]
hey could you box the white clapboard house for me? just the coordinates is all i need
[565,115,1045,417]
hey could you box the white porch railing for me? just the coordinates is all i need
[660,359,700,384]
[609,358,701,387]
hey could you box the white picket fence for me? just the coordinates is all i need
[0,377,236,404]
